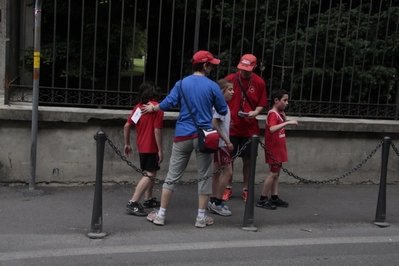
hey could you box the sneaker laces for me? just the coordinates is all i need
[219,203,227,210]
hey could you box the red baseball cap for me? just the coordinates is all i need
[192,50,220,65]
[237,54,257,71]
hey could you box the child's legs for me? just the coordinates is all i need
[227,136,241,187]
[261,164,281,197]
[242,157,250,188]
[238,137,252,189]
[230,136,252,188]
[213,147,230,198]
[216,164,233,199]
[131,176,152,202]
[134,153,159,201]
[227,161,234,187]
[271,176,279,196]
[136,153,160,200]
[144,170,157,199]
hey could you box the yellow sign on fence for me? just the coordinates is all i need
[34,52,40,69]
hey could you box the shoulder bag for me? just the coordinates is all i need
[234,73,255,111]
[178,79,219,153]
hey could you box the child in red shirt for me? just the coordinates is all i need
[257,89,298,210]
[124,82,164,216]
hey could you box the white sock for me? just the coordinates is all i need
[158,207,166,216]
[198,209,206,218]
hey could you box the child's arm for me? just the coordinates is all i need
[154,128,163,164]
[123,122,133,157]
[212,118,233,151]
[269,120,298,133]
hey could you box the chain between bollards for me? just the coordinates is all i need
[88,131,108,238]
[242,135,259,232]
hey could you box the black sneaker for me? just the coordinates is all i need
[271,197,289,207]
[142,197,161,208]
[256,197,277,210]
[126,201,147,216]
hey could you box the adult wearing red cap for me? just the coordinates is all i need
[141,50,227,228]
[223,54,268,202]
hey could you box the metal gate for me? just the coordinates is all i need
[5,0,399,119]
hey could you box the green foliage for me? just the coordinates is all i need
[25,0,147,87]
[205,0,399,104]
[26,0,398,105]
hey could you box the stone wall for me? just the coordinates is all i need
[0,105,399,185]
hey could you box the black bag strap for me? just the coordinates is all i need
[179,79,200,130]
[234,73,255,110]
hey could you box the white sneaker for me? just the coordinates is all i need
[147,210,165,226]
[207,201,212,211]
[195,215,214,228]
[207,201,229,211]
[210,202,232,216]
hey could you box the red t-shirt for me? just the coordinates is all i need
[126,100,164,153]
[225,72,268,137]
[264,110,288,164]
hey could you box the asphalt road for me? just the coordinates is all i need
[1,183,398,265]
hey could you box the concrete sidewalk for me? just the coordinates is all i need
[1,182,398,235]
[1,181,399,264]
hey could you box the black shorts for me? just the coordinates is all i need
[139,153,160,172]
[229,136,254,159]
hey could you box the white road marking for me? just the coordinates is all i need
[1,236,398,261]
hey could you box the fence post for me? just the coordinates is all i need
[29,0,44,190]
[374,136,391,228]
[242,135,259,232]
[87,131,108,238]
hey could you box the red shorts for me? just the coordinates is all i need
[214,146,231,166]
[269,164,282,173]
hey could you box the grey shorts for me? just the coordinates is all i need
[162,138,213,195]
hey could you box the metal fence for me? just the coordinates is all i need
[6,0,399,119]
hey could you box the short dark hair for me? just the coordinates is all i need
[271,89,288,102]
[135,81,161,104]
[191,62,207,72]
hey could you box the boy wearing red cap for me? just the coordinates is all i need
[224,54,268,202]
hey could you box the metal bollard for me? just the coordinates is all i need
[242,135,259,232]
[374,136,391,228]
[87,131,108,238]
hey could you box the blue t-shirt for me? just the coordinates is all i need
[159,75,228,138]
